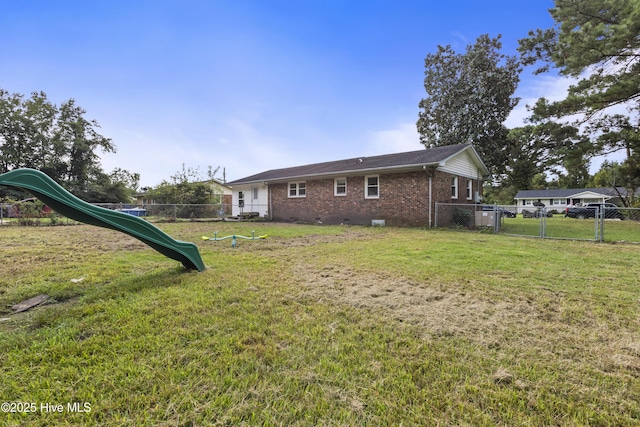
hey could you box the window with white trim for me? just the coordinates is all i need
[466,180,473,200]
[334,177,347,196]
[252,187,259,200]
[365,175,379,199]
[288,182,306,197]
[451,176,458,199]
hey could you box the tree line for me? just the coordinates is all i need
[0,90,224,206]
[417,0,640,206]
[0,89,140,202]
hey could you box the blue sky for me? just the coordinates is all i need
[1,0,579,187]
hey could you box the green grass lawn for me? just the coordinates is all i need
[502,214,640,243]
[1,222,640,426]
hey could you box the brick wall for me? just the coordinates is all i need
[269,170,480,226]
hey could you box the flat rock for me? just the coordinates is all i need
[11,294,50,313]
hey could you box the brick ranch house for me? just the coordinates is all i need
[227,143,490,227]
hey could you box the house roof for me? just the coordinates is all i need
[228,143,487,185]
[514,187,626,199]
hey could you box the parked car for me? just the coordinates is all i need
[565,203,624,220]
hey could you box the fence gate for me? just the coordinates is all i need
[435,203,640,243]
[504,206,603,241]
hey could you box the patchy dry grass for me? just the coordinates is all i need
[1,222,639,426]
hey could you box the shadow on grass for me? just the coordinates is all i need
[80,266,199,304]
[2,267,199,332]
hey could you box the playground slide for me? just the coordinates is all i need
[0,168,205,272]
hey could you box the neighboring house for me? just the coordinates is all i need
[227,144,489,227]
[134,179,233,206]
[514,187,627,213]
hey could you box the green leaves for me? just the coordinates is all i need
[517,0,640,199]
[417,34,521,176]
[0,88,137,202]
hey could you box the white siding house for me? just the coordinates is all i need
[231,183,269,217]
[514,188,624,213]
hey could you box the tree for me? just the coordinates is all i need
[590,160,640,206]
[149,164,221,205]
[498,122,586,188]
[518,0,640,188]
[54,98,115,196]
[417,34,521,175]
[0,88,137,202]
[84,168,141,203]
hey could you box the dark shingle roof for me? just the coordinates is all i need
[228,143,479,185]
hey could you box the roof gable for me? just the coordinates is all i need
[228,144,488,185]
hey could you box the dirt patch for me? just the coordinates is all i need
[299,265,535,339]
[294,262,640,374]
[215,229,371,252]
[0,226,148,281]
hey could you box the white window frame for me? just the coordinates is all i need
[288,181,306,198]
[252,187,259,200]
[466,180,473,200]
[334,177,347,196]
[365,175,379,199]
[451,176,458,199]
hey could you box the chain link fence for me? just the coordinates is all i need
[435,203,513,232]
[435,203,640,244]
[94,203,233,222]
[0,202,269,225]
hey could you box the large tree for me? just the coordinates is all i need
[0,89,137,202]
[417,34,521,175]
[518,0,640,202]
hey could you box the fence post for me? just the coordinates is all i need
[598,206,605,242]
[538,208,546,238]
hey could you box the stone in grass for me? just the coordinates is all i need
[11,294,50,313]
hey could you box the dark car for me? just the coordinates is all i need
[565,203,624,220]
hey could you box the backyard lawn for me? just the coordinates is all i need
[1,222,639,426]
[502,213,640,243]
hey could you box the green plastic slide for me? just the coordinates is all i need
[0,168,205,271]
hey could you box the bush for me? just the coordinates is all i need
[452,207,473,228]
